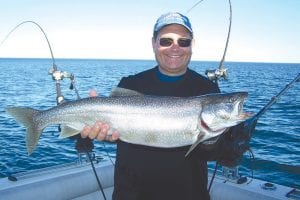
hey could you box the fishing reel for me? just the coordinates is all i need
[48,65,73,82]
[48,64,80,104]
[48,65,92,155]
[205,67,228,82]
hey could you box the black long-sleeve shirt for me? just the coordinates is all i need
[112,66,220,200]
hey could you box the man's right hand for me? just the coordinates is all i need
[81,121,119,142]
[80,89,120,142]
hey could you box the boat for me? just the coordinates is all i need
[1,3,299,198]
[0,155,299,200]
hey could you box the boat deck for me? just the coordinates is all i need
[0,159,298,200]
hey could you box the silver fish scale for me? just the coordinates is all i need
[37,96,202,147]
[39,94,246,147]
[6,91,248,154]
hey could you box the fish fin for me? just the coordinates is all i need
[185,128,228,157]
[110,87,143,97]
[185,134,206,157]
[6,107,43,155]
[59,126,80,138]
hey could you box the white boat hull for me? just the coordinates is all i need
[0,160,297,200]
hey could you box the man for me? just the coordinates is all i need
[81,12,231,200]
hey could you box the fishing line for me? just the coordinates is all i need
[0,21,56,67]
[102,142,116,167]
[185,0,205,15]
[208,161,219,192]
[187,0,299,192]
[246,149,255,185]
[0,20,81,104]
[83,143,107,200]
[217,0,231,77]
[1,21,107,199]
[187,0,233,191]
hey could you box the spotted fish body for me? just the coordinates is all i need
[6,88,249,155]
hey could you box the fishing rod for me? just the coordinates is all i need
[0,20,80,104]
[230,73,300,172]
[1,21,107,199]
[255,73,300,120]
[1,20,88,168]
[186,0,234,191]
[1,21,55,65]
[185,0,205,14]
[208,73,300,192]
[224,73,300,167]
[205,0,231,82]
[186,0,231,82]
[244,73,300,134]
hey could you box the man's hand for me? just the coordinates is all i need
[81,121,119,142]
[80,89,120,142]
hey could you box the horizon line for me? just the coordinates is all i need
[0,56,299,65]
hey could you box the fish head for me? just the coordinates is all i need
[185,92,250,157]
[199,92,250,138]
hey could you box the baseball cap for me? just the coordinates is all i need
[153,12,193,38]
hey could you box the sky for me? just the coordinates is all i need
[0,0,299,63]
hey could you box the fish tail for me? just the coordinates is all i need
[6,107,43,155]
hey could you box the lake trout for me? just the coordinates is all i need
[6,88,250,156]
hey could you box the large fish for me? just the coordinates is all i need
[6,88,250,156]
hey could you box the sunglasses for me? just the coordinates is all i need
[159,37,192,48]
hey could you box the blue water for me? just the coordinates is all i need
[0,58,299,189]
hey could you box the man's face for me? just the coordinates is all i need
[152,24,193,76]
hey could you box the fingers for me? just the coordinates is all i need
[81,125,92,138]
[104,131,120,142]
[81,89,120,142]
[95,122,109,141]
[80,121,119,142]
[82,121,107,140]
[96,131,120,142]
[111,131,120,141]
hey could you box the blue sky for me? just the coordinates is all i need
[0,0,299,63]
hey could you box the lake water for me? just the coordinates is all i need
[0,58,299,189]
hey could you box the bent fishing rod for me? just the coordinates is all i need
[186,0,231,82]
[0,20,80,105]
[1,20,107,200]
